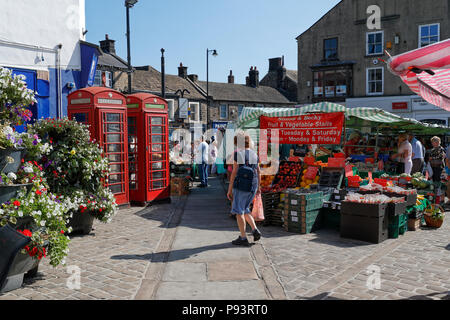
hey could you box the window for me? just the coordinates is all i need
[367,67,384,95]
[93,70,112,87]
[313,67,352,101]
[238,105,244,117]
[104,71,112,88]
[189,102,199,122]
[94,70,102,86]
[167,99,175,121]
[367,31,384,55]
[220,104,228,119]
[419,23,440,47]
[324,38,338,61]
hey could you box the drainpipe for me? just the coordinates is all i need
[56,44,63,119]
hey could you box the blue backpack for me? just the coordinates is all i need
[233,150,257,193]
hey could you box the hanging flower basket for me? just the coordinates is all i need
[67,209,95,235]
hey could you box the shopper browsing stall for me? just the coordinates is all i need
[392,133,413,175]
[408,133,425,174]
[344,132,361,157]
[429,136,447,183]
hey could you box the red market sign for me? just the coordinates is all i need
[260,112,345,145]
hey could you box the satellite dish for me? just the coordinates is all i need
[373,59,379,65]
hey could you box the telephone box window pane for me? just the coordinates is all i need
[107,144,122,153]
[151,117,163,125]
[152,127,163,134]
[106,123,121,132]
[152,153,164,161]
[74,113,88,123]
[152,181,164,189]
[130,181,137,190]
[109,184,122,194]
[109,174,122,183]
[110,164,122,173]
[106,114,120,122]
[153,171,164,179]
[151,135,163,143]
[152,144,162,152]
[108,154,122,162]
[152,162,163,170]
[106,134,121,143]
[129,162,137,172]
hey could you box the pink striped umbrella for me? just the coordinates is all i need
[387,38,450,111]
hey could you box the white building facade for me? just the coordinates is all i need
[0,0,94,120]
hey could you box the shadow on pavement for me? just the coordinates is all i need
[401,291,450,300]
[110,242,255,263]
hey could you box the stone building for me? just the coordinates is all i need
[113,62,294,135]
[260,57,298,102]
[297,0,450,125]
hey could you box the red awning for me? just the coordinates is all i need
[388,38,450,111]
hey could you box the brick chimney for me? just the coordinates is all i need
[228,70,234,84]
[248,66,259,88]
[178,63,188,78]
[188,74,198,82]
[99,34,116,54]
[269,57,282,72]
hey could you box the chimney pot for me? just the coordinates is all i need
[228,70,234,84]
[178,63,188,78]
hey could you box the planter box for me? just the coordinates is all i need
[0,148,25,174]
[341,201,387,218]
[0,184,33,204]
[68,211,95,235]
[340,213,388,244]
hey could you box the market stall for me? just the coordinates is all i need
[231,102,449,243]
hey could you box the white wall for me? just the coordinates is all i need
[0,0,85,71]
[346,95,450,125]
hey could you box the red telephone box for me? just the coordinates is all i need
[67,87,129,206]
[126,93,170,204]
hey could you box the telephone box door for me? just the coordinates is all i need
[146,113,169,200]
[99,109,129,205]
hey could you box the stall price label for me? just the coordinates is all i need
[260,112,345,145]
[304,166,319,180]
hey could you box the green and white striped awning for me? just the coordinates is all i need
[236,102,449,135]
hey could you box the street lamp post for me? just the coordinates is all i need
[206,49,218,126]
[125,0,138,94]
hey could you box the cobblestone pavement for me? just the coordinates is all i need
[1,177,449,300]
[258,218,450,300]
[0,198,182,300]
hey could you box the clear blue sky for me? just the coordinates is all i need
[86,0,341,84]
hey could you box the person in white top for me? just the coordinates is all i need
[195,137,209,187]
[392,133,413,175]
[209,140,218,175]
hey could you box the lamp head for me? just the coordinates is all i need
[212,49,218,57]
[125,0,138,8]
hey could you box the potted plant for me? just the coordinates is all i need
[0,67,37,173]
[28,118,118,235]
[0,162,71,291]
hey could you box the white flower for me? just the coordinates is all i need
[7,172,17,180]
[18,211,23,217]
[24,166,33,173]
[40,221,46,226]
